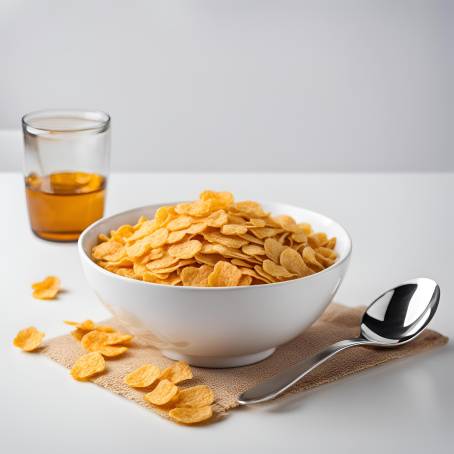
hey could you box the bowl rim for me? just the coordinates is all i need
[78,201,352,291]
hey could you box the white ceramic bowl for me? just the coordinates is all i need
[78,202,352,368]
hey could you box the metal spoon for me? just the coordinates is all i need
[238,278,440,405]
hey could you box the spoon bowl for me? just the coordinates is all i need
[360,278,440,345]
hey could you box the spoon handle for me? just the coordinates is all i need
[238,337,371,405]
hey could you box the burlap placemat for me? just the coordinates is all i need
[42,303,448,420]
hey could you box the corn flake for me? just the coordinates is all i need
[71,352,105,381]
[145,254,179,271]
[263,259,295,279]
[81,330,131,356]
[254,265,277,283]
[71,329,86,341]
[308,232,328,248]
[181,265,213,287]
[264,238,286,263]
[97,345,128,357]
[92,241,122,260]
[64,319,115,333]
[221,224,248,235]
[247,218,266,227]
[199,190,234,210]
[204,210,229,228]
[167,230,187,244]
[168,240,203,259]
[167,216,193,232]
[280,247,313,277]
[144,379,179,405]
[291,232,307,243]
[242,244,265,256]
[186,222,208,234]
[124,364,161,388]
[105,332,133,345]
[31,276,60,300]
[234,201,267,218]
[249,227,282,239]
[13,326,44,352]
[302,246,324,272]
[169,406,213,425]
[238,274,253,286]
[81,330,110,351]
[207,261,242,287]
[147,227,169,248]
[204,232,248,249]
[194,253,223,267]
[175,385,214,408]
[175,200,211,217]
[160,361,193,384]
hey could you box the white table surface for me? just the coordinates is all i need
[1,172,453,454]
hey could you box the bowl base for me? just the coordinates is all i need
[160,347,276,368]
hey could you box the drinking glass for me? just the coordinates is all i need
[22,109,110,242]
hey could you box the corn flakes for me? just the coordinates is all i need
[91,191,337,286]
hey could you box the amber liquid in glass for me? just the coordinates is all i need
[25,172,106,242]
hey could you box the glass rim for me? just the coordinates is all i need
[22,109,110,134]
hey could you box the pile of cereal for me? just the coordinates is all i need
[91,191,337,286]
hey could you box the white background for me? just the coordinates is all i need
[0,0,453,172]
